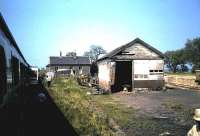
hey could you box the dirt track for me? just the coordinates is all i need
[112,89,200,136]
[113,89,200,116]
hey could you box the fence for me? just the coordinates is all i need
[165,75,200,89]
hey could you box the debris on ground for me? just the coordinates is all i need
[86,91,91,95]
[37,92,47,103]
[159,131,171,136]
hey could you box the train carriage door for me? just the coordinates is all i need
[0,46,7,104]
[12,56,19,85]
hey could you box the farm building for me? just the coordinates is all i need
[46,53,91,76]
[97,38,165,92]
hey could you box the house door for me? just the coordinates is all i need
[114,61,132,92]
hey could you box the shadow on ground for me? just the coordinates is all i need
[0,83,78,136]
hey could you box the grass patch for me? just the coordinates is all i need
[162,100,183,111]
[49,77,117,136]
[124,115,189,136]
[165,72,195,76]
[92,95,134,127]
[162,99,194,129]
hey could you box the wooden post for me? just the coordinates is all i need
[132,60,134,91]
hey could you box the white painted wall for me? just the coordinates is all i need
[98,60,111,90]
[98,63,110,82]
[134,60,164,80]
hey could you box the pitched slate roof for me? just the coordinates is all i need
[97,38,165,62]
[48,56,90,66]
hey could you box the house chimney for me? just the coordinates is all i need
[73,51,77,59]
[60,51,62,57]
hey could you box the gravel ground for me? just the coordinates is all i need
[111,88,200,136]
[113,89,200,116]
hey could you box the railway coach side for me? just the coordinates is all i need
[0,13,31,105]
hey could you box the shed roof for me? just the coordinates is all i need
[97,38,165,61]
[47,56,90,66]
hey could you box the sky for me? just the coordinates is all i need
[0,0,200,68]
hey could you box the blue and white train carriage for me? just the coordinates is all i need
[0,13,33,105]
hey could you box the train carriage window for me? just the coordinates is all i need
[11,56,20,85]
[0,46,7,104]
[20,63,25,80]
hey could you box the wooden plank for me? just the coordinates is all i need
[132,60,134,89]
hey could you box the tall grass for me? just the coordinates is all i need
[49,77,114,136]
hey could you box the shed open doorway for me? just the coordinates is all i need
[114,61,132,92]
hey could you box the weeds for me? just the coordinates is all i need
[49,77,114,136]
[92,95,134,127]
[162,100,183,111]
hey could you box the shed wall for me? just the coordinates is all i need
[133,60,164,89]
[114,43,160,60]
[98,60,111,91]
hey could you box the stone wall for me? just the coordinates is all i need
[165,75,200,89]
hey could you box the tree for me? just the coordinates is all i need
[38,67,47,81]
[90,62,98,77]
[84,45,106,77]
[184,38,200,71]
[164,37,200,73]
[179,64,189,72]
[177,49,188,72]
[66,52,76,57]
[84,45,106,62]
[165,49,188,72]
[165,51,180,72]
